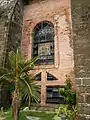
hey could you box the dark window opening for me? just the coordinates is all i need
[47,72,58,81]
[46,87,65,104]
[34,73,41,81]
[32,21,54,65]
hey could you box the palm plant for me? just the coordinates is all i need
[0,51,40,120]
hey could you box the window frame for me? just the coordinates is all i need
[32,21,55,65]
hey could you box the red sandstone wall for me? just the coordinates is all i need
[22,0,74,86]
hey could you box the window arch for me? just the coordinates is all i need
[32,21,54,65]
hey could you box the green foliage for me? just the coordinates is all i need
[55,76,77,120]
[4,109,55,120]
[59,77,76,109]
[55,105,75,120]
[0,51,40,108]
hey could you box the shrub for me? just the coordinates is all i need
[59,76,76,109]
[54,76,77,120]
[55,105,76,120]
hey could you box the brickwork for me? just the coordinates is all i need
[71,0,90,119]
[22,0,74,105]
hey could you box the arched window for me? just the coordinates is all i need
[32,21,54,65]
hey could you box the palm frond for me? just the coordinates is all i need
[20,75,40,105]
[19,57,38,74]
[0,51,40,109]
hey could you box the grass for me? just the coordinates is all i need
[4,109,56,120]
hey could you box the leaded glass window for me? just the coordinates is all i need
[32,21,54,65]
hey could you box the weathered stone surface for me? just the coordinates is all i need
[0,0,16,67]
[0,0,23,108]
[76,86,86,93]
[84,105,90,115]
[86,87,90,93]
[71,0,90,119]
[0,0,24,67]
[76,78,81,85]
[77,94,85,103]
[85,94,90,104]
[78,115,86,120]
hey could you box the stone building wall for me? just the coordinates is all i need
[71,0,90,119]
[0,0,90,116]
[0,0,23,67]
[0,0,23,108]
[0,0,16,67]
[22,0,74,105]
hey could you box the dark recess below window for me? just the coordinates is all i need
[46,87,65,104]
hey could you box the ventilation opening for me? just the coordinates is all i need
[34,73,41,81]
[47,72,58,81]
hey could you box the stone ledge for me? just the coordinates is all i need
[79,114,90,118]
[78,103,90,106]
